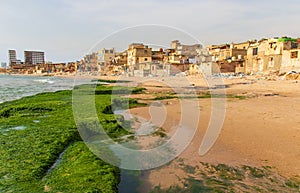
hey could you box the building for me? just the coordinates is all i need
[171,40,180,49]
[281,38,300,73]
[8,50,21,65]
[207,41,254,73]
[127,43,152,76]
[171,40,202,59]
[9,50,17,65]
[127,43,152,66]
[134,62,159,77]
[98,48,116,65]
[152,48,165,63]
[245,37,300,74]
[24,51,45,65]
[164,49,189,64]
[192,48,215,75]
[79,52,99,72]
[112,51,128,66]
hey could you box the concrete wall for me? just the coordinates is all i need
[246,39,284,74]
[281,49,300,73]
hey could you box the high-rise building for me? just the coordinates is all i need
[9,50,17,65]
[24,51,45,65]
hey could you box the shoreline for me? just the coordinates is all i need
[126,78,300,191]
[1,75,299,192]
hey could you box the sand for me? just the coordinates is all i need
[8,72,300,189]
[124,76,300,189]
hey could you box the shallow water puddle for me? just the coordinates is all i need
[0,125,27,133]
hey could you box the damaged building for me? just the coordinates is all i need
[246,37,300,74]
[207,41,253,73]
[127,43,152,76]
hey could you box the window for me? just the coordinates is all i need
[268,57,274,67]
[291,42,298,49]
[253,48,258,55]
[144,58,148,61]
[291,51,298,59]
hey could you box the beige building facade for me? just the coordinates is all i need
[245,37,300,74]
[127,43,152,66]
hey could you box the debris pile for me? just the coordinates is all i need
[285,72,300,80]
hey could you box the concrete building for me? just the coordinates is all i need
[112,51,127,66]
[127,43,152,76]
[79,52,99,72]
[127,43,152,66]
[207,41,254,73]
[152,49,165,63]
[9,50,17,65]
[24,51,45,65]
[8,50,21,65]
[134,62,159,77]
[162,48,190,75]
[163,49,189,64]
[171,40,180,49]
[98,48,116,65]
[281,38,300,73]
[171,40,202,58]
[190,48,214,75]
[245,37,300,74]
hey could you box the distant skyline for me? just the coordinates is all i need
[1,0,299,63]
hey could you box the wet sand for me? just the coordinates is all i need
[127,77,300,189]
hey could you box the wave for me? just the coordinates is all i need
[33,79,55,84]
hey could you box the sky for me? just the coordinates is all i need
[0,0,299,63]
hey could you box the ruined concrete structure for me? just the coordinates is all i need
[207,37,300,74]
[10,62,77,75]
[246,37,300,74]
[164,49,189,64]
[171,40,202,58]
[112,51,127,66]
[79,52,99,72]
[98,48,116,65]
[193,48,219,75]
[152,49,164,63]
[207,41,253,73]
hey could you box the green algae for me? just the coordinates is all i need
[0,85,144,192]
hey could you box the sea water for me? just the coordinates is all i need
[0,74,89,103]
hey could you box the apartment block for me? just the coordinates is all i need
[8,50,21,65]
[24,51,45,65]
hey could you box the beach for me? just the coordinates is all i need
[123,76,300,191]
[0,74,299,192]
